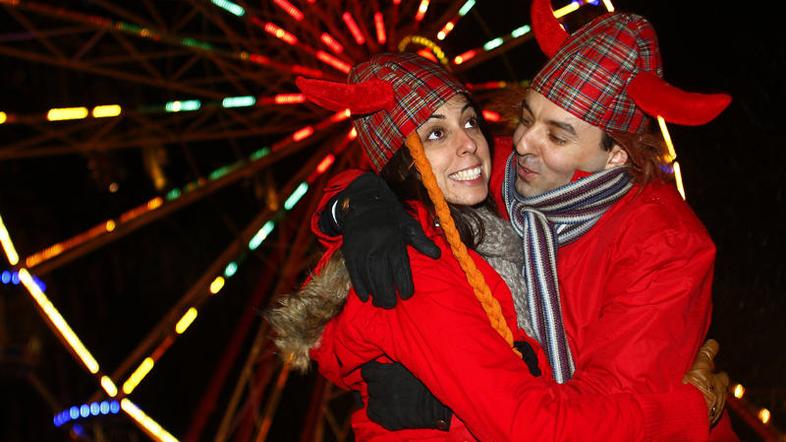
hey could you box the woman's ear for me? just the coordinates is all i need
[605,144,629,169]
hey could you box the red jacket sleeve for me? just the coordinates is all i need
[335,243,709,441]
[568,202,716,398]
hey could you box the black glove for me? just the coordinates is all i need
[361,361,452,431]
[361,344,541,431]
[318,173,441,308]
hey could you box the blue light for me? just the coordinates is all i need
[53,415,60,426]
[69,406,79,419]
[34,277,46,291]
[100,401,110,415]
[224,261,238,278]
[109,401,120,414]
[1,270,9,283]
[90,402,100,416]
[80,404,90,418]
[283,182,309,210]
[11,272,19,285]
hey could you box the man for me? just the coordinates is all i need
[314,0,736,438]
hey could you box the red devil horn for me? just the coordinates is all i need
[628,71,732,126]
[295,77,394,115]
[531,0,569,58]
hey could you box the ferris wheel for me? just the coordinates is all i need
[0,1,657,441]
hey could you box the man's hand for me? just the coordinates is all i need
[682,339,729,425]
[319,173,440,308]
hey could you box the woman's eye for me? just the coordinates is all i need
[427,128,444,140]
[465,117,478,129]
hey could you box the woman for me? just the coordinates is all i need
[269,52,721,441]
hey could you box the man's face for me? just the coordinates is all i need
[512,90,626,197]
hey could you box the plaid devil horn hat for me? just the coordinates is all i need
[530,0,731,133]
[296,52,466,172]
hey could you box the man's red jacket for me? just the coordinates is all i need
[308,165,709,440]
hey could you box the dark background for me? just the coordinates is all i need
[1,0,784,440]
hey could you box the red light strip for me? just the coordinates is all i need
[316,50,351,74]
[272,0,304,21]
[342,12,365,45]
[453,49,477,65]
[262,21,298,45]
[320,32,344,54]
[292,126,314,142]
[374,12,387,45]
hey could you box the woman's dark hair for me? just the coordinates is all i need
[379,118,496,250]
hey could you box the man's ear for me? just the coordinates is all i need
[605,144,628,169]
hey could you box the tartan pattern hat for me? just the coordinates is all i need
[530,0,731,134]
[296,52,466,171]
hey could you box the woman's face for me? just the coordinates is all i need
[415,95,491,206]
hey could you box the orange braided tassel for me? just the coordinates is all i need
[404,132,520,357]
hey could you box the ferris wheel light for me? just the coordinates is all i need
[292,126,314,142]
[284,182,309,210]
[175,307,198,334]
[273,0,304,21]
[0,215,19,265]
[320,33,344,54]
[316,50,351,73]
[92,105,122,118]
[483,37,504,51]
[120,399,179,442]
[458,0,476,16]
[374,12,387,45]
[47,107,89,121]
[482,110,501,122]
[211,0,245,17]
[0,111,6,124]
[222,96,256,108]
[415,0,430,22]
[209,276,225,294]
[437,21,455,40]
[263,22,298,45]
[511,24,531,39]
[342,12,365,45]
[554,2,580,18]
[453,49,477,65]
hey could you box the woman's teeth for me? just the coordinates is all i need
[450,166,482,181]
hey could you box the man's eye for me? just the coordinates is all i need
[549,134,566,145]
[518,116,532,126]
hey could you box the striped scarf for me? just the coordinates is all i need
[502,153,633,383]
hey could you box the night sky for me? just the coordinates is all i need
[1,1,784,440]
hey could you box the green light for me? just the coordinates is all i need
[458,0,476,16]
[483,37,504,51]
[224,262,238,277]
[250,147,271,161]
[165,188,182,201]
[181,38,213,50]
[165,100,201,112]
[209,164,238,181]
[222,96,256,108]
[211,0,245,16]
[511,25,531,39]
[249,221,276,250]
[284,182,308,210]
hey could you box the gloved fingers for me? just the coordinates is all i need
[391,246,415,300]
[369,252,397,309]
[698,339,719,370]
[403,221,441,259]
[346,254,371,301]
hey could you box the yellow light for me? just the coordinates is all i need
[18,268,101,374]
[759,408,771,424]
[47,107,89,121]
[101,375,118,397]
[0,111,6,124]
[673,161,686,200]
[0,215,20,265]
[602,0,615,12]
[175,307,198,334]
[92,105,122,118]
[121,399,180,442]
[657,116,677,161]
[209,276,225,294]
[147,197,163,210]
[554,2,579,18]
[105,220,116,232]
[122,357,155,394]
[733,384,745,399]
